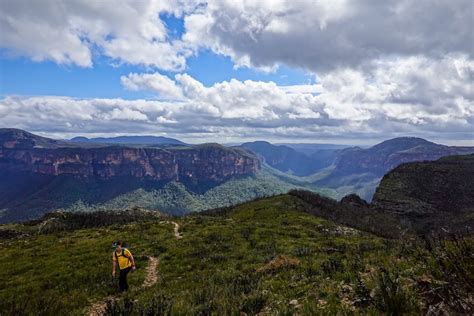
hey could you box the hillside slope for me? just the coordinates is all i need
[291,154,474,236]
[1,195,471,315]
[0,165,322,223]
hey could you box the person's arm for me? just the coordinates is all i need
[129,253,136,271]
[112,261,117,277]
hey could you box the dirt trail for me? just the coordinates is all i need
[86,220,181,315]
[87,256,160,316]
[160,220,182,239]
[87,295,115,316]
[171,221,182,239]
[142,256,159,287]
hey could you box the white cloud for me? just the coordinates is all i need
[1,1,473,144]
[1,0,472,75]
[0,0,201,70]
[318,54,474,126]
[182,0,473,72]
[3,0,471,73]
[106,108,149,121]
[2,54,473,144]
[121,73,184,100]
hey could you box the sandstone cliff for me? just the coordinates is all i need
[0,129,260,183]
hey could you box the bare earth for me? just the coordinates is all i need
[142,256,159,288]
[171,221,182,239]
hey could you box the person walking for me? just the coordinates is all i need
[112,240,136,292]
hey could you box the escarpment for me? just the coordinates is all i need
[0,129,260,182]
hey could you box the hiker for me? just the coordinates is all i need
[112,240,136,292]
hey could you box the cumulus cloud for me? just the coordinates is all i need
[0,0,199,70]
[182,0,473,72]
[2,53,472,143]
[318,54,474,127]
[121,73,184,100]
[2,0,471,73]
[1,0,472,144]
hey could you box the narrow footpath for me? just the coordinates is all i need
[86,220,182,315]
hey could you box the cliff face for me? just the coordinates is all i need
[0,129,261,223]
[371,154,474,234]
[0,130,260,182]
[372,154,474,215]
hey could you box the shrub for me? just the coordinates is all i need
[419,235,474,314]
[240,292,267,315]
[373,268,415,315]
[231,273,261,295]
[321,256,343,275]
[139,294,173,316]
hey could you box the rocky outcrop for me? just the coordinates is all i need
[372,154,474,234]
[290,155,474,236]
[0,129,260,183]
[340,194,369,208]
[372,154,474,216]
[288,189,403,238]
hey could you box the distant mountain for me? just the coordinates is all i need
[277,143,351,155]
[3,130,472,222]
[0,129,265,222]
[240,141,337,176]
[329,137,460,176]
[70,135,185,145]
[311,137,474,200]
[0,128,69,149]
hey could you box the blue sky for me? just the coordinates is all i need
[0,51,313,99]
[0,1,472,145]
[0,14,313,99]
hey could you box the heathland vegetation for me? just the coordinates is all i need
[1,194,472,315]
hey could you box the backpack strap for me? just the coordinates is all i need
[122,248,131,264]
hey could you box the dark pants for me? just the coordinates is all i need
[119,267,132,291]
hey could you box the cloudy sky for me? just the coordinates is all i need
[0,0,472,145]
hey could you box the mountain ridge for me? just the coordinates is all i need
[2,129,473,224]
[0,129,264,222]
[311,137,474,200]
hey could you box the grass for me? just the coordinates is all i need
[1,194,472,315]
